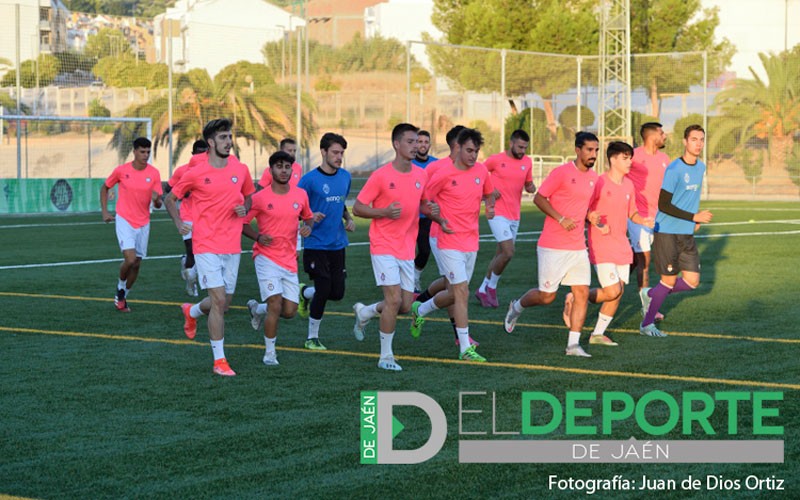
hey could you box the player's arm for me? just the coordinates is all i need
[524,180,536,194]
[657,189,712,223]
[352,199,401,220]
[629,211,654,228]
[151,190,163,209]
[164,192,191,235]
[534,193,576,231]
[342,206,356,232]
[100,184,114,222]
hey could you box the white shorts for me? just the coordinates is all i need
[628,220,654,253]
[429,236,446,276]
[487,215,520,243]
[195,253,241,294]
[115,214,149,258]
[594,262,630,288]
[254,255,300,303]
[371,254,415,292]
[536,247,590,292]
[181,220,193,241]
[438,249,477,285]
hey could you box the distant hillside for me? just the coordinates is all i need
[63,0,293,19]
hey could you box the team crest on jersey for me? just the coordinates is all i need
[380,272,386,281]
[667,264,674,273]
[145,177,151,182]
[323,183,330,194]
[520,165,526,170]
[474,177,480,184]
[589,181,594,187]
[684,173,690,183]
[544,280,551,288]
[293,202,299,210]
[626,194,630,200]
[231,176,239,184]
[267,282,274,291]
[415,181,421,189]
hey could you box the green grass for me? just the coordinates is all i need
[1,201,799,498]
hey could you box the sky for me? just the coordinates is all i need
[702,0,800,78]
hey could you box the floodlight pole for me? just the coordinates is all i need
[405,41,411,122]
[296,26,302,152]
[168,28,173,174]
[15,4,21,179]
[500,49,506,147]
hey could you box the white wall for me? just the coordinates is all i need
[364,0,442,70]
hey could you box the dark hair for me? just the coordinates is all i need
[418,130,431,139]
[202,118,232,142]
[279,138,297,150]
[575,131,599,148]
[606,141,634,161]
[456,128,484,148]
[191,139,208,155]
[391,123,419,144]
[684,124,705,139]
[445,125,466,147]
[639,122,663,140]
[510,129,530,142]
[320,132,347,151]
[132,137,151,149]
[269,151,295,167]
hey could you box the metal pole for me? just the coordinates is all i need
[576,56,582,132]
[305,19,310,93]
[88,123,92,178]
[500,49,506,148]
[702,50,709,199]
[786,0,789,52]
[405,41,411,122]
[296,26,302,151]
[16,4,21,179]
[168,25,174,174]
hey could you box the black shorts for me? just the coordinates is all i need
[303,248,347,282]
[652,233,700,276]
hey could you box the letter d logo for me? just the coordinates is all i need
[360,391,447,464]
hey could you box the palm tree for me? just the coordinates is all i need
[112,61,315,165]
[711,50,800,174]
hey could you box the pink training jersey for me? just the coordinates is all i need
[105,162,162,229]
[168,162,194,222]
[171,154,255,255]
[259,162,302,189]
[356,163,427,260]
[246,185,313,272]
[424,161,494,252]
[536,161,598,251]
[587,173,637,265]
[485,151,533,220]
[424,157,453,240]
[629,147,669,218]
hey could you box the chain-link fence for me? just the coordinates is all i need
[1,2,798,204]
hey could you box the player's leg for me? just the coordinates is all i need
[504,247,565,333]
[414,218,432,292]
[587,264,627,346]
[376,260,404,371]
[477,217,517,307]
[640,234,676,337]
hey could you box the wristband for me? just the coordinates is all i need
[558,216,565,224]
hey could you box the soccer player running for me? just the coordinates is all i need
[503,132,599,358]
[243,151,314,366]
[411,129,438,292]
[568,141,654,346]
[410,128,495,362]
[165,139,209,297]
[100,137,163,312]
[351,123,433,371]
[292,133,355,350]
[629,122,670,320]
[640,125,713,337]
[165,118,255,377]
[258,137,303,189]
[475,129,536,308]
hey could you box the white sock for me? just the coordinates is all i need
[456,327,470,354]
[189,303,204,318]
[512,299,525,314]
[488,272,501,288]
[256,303,267,315]
[210,339,225,361]
[568,331,581,346]
[478,277,489,293]
[264,336,277,355]
[187,266,198,280]
[123,286,130,297]
[591,313,613,337]
[303,286,315,300]
[364,302,380,319]
[308,318,321,339]
[414,268,423,282]
[117,279,126,290]
[379,331,394,358]
[418,298,439,317]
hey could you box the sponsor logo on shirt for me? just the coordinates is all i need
[231,176,239,184]
[389,182,396,190]
[267,203,274,210]
[326,195,343,203]
[204,178,211,184]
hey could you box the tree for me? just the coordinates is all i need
[85,27,132,60]
[0,54,60,88]
[630,0,734,117]
[430,0,598,138]
[112,62,316,165]
[93,55,167,88]
[711,49,800,174]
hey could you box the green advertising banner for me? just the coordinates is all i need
[0,178,116,214]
